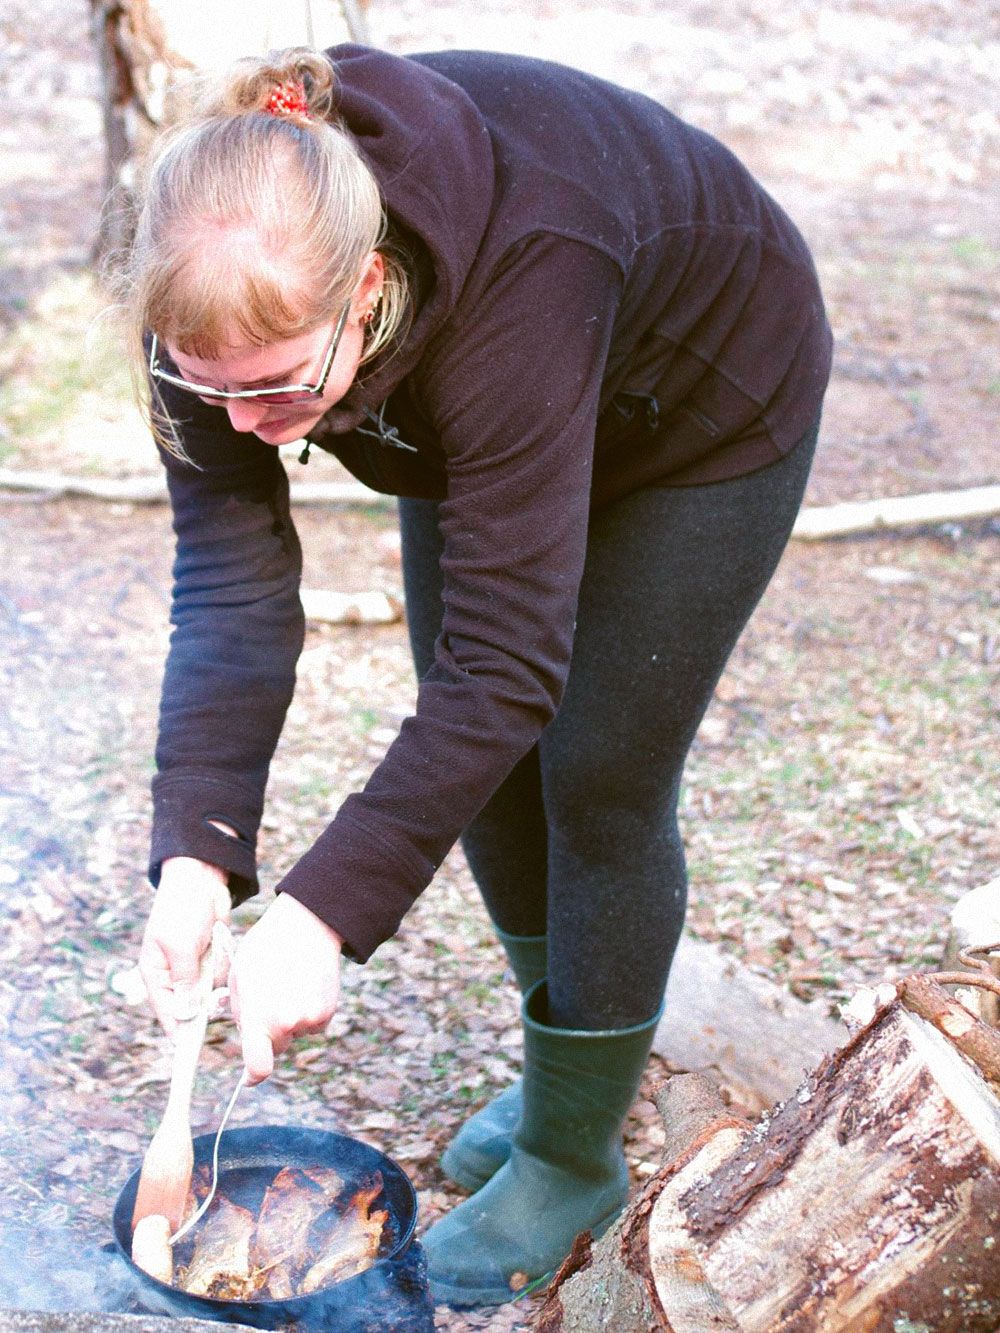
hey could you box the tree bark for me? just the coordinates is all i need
[537,980,1000,1332]
[89,0,183,262]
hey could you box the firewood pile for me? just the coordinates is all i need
[536,954,1000,1333]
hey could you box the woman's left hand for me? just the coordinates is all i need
[227,893,343,1085]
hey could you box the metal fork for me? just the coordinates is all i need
[169,1067,249,1245]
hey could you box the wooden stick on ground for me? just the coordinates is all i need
[791,482,1000,539]
[3,466,999,539]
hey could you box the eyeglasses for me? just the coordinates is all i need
[148,302,351,406]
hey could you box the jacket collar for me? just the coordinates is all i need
[312,45,496,435]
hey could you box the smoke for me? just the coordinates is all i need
[0,1222,140,1314]
[0,1215,435,1330]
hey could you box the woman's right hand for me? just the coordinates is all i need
[138,856,231,1035]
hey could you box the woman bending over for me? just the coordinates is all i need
[131,44,832,1306]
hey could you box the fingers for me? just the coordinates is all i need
[138,939,182,1036]
[138,859,231,1033]
[227,895,343,1085]
[138,913,202,1032]
[138,923,201,1030]
[229,984,318,1086]
[170,976,202,1024]
[239,1012,276,1086]
[210,920,235,990]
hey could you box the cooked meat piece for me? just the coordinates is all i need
[179,1195,258,1297]
[262,1263,296,1302]
[301,1165,346,1196]
[300,1174,388,1294]
[253,1165,344,1297]
[204,1269,267,1301]
[190,1163,212,1198]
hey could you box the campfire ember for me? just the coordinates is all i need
[133,1163,389,1301]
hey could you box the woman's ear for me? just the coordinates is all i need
[353,250,385,320]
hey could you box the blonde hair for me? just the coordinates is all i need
[116,48,409,457]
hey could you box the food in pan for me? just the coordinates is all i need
[131,1212,174,1285]
[300,1175,388,1292]
[133,1163,388,1300]
[181,1195,258,1298]
[250,1165,345,1298]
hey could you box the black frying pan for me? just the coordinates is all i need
[113,1125,429,1330]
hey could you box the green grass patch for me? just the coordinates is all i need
[950,235,999,267]
[0,269,137,470]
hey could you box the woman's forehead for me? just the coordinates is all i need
[167,324,320,381]
[156,224,316,356]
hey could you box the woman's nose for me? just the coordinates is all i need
[225,397,270,432]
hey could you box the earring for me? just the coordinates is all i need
[362,289,384,325]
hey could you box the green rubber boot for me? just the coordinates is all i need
[425,980,663,1307]
[440,927,547,1192]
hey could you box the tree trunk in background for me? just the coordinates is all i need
[89,0,184,262]
[88,0,367,263]
[536,979,1000,1333]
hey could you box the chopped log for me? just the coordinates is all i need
[537,978,1000,1332]
[535,1075,752,1333]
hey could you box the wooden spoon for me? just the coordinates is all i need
[131,950,215,1234]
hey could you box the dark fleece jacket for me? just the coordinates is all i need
[150,46,832,961]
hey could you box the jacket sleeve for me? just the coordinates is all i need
[278,235,623,959]
[148,385,305,903]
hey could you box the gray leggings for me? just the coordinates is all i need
[399,423,818,1030]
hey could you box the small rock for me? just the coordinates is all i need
[863,565,919,585]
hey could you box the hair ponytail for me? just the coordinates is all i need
[197,47,337,125]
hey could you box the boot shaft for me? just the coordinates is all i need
[517,980,662,1175]
[493,924,547,994]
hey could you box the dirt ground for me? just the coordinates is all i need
[1,2,999,1330]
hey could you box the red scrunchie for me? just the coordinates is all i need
[265,79,311,120]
